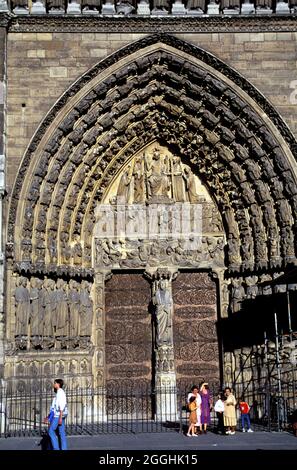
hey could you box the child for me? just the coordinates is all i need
[214,393,225,434]
[239,397,253,433]
[187,396,198,437]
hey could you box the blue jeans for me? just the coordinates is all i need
[241,413,251,430]
[48,417,67,450]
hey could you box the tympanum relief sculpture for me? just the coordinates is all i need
[94,143,225,271]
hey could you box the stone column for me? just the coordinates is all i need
[146,267,178,421]
[0,14,7,381]
[92,270,111,421]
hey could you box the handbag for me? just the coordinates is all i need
[48,409,54,424]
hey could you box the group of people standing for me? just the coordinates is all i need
[187,383,253,436]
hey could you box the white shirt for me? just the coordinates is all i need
[51,388,67,418]
[214,399,224,413]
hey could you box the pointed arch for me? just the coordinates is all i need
[7,33,297,276]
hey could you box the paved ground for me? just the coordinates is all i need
[0,430,296,450]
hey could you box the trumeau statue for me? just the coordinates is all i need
[153,278,174,347]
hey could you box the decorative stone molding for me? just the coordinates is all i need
[2,13,297,32]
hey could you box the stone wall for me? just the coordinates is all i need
[6,30,297,195]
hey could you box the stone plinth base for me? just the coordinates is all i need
[67,2,81,14]
[48,8,65,14]
[102,3,116,14]
[82,7,100,15]
[171,1,187,15]
[13,7,29,14]
[137,1,150,14]
[256,7,273,14]
[275,2,290,14]
[151,8,169,15]
[187,8,203,15]
[241,3,255,14]
[223,8,240,15]
[155,373,178,422]
[31,1,46,14]
[207,3,220,14]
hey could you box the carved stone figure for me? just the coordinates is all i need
[245,276,258,299]
[69,280,80,343]
[72,236,83,265]
[230,279,245,313]
[42,279,56,343]
[147,148,170,199]
[30,277,44,345]
[80,281,93,338]
[133,156,145,203]
[255,0,272,7]
[81,0,101,11]
[15,276,30,338]
[152,0,169,10]
[221,0,240,8]
[171,156,186,202]
[117,165,133,202]
[55,279,69,343]
[153,279,173,347]
[186,0,205,11]
[182,167,198,203]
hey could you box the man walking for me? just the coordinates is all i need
[48,379,68,450]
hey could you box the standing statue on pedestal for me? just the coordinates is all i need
[153,278,173,347]
[30,277,43,348]
[171,156,186,202]
[15,276,30,348]
[55,279,69,348]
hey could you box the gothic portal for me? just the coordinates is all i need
[4,35,297,394]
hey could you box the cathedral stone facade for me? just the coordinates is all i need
[0,5,297,398]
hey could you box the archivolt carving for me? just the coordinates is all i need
[7,34,297,280]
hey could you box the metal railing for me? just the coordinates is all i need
[0,382,296,437]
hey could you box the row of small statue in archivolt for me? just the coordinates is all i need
[13,276,93,351]
[10,0,296,16]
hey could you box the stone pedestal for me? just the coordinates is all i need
[102,1,116,14]
[82,7,100,14]
[187,8,204,15]
[151,8,169,15]
[171,0,187,15]
[13,7,29,14]
[67,1,81,14]
[255,7,273,14]
[223,8,240,15]
[31,1,46,14]
[155,372,178,421]
[0,0,9,11]
[48,8,65,14]
[137,0,150,15]
[275,1,290,14]
[241,1,255,14]
[207,2,220,15]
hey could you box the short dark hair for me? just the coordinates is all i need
[191,385,198,392]
[54,379,64,388]
[189,396,196,403]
